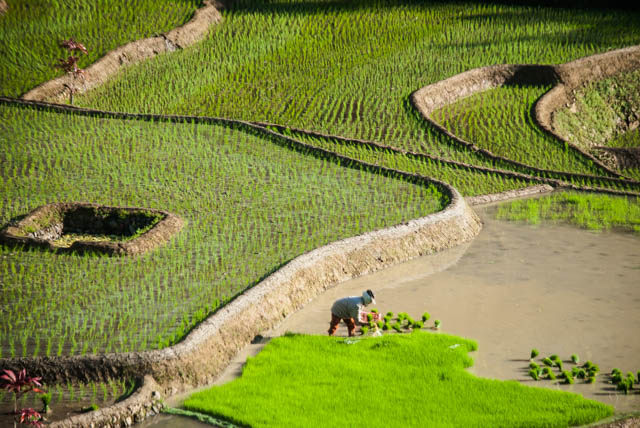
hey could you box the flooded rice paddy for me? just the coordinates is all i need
[141,205,640,426]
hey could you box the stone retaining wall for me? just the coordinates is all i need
[21,1,222,103]
[465,184,554,206]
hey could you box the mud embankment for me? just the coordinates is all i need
[20,1,222,103]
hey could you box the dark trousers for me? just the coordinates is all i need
[328,313,356,336]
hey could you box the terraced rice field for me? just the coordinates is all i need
[0,104,444,357]
[432,85,601,174]
[1,0,639,418]
[75,0,640,167]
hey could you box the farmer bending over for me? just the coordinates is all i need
[328,289,376,337]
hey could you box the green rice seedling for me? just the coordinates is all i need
[82,403,99,413]
[588,365,600,377]
[360,326,369,335]
[550,355,560,362]
[382,323,390,331]
[40,392,52,414]
[611,373,623,385]
[434,320,441,330]
[392,323,402,333]
[530,349,539,360]
[405,317,415,329]
[587,376,596,384]
[376,321,384,329]
[577,369,587,380]
[530,362,540,371]
[90,382,98,402]
[617,378,632,394]
[370,309,378,314]
[542,367,556,380]
[386,312,393,319]
[626,373,635,384]
[413,321,424,329]
[571,367,580,377]
[637,371,640,384]
[422,312,430,323]
[529,369,540,381]
[611,368,622,376]
[571,354,580,365]
[555,360,563,371]
[562,371,575,385]
[383,315,392,323]
[542,358,553,367]
[367,314,374,322]
[583,361,594,370]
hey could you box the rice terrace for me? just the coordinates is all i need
[1,0,639,426]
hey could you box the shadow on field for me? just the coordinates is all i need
[227,0,639,16]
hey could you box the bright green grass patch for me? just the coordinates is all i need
[183,332,613,427]
[75,0,640,167]
[433,85,605,176]
[495,192,640,233]
[0,0,199,97]
[0,104,445,357]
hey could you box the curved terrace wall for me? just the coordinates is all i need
[20,0,222,103]
[535,45,640,155]
[411,62,623,178]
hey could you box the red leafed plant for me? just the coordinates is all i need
[53,38,88,104]
[59,38,88,54]
[1,369,45,427]
[17,408,43,427]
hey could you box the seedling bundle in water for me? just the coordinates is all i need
[609,368,640,395]
[525,349,637,391]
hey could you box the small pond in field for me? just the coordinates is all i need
[138,204,640,426]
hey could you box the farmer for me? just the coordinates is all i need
[328,289,376,337]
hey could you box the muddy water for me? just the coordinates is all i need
[140,208,640,426]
